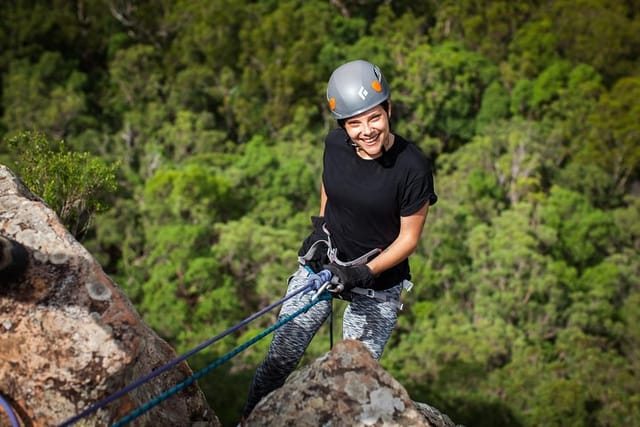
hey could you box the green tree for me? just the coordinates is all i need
[580,77,640,201]
[475,80,510,133]
[538,186,619,270]
[506,18,559,82]
[2,52,88,138]
[7,131,117,237]
[431,0,536,62]
[394,42,497,154]
[102,42,171,181]
[546,0,639,82]
[133,159,243,344]
[233,0,332,139]
[226,134,323,227]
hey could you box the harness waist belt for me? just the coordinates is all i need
[348,279,413,311]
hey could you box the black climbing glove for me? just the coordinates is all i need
[298,216,329,273]
[324,263,375,291]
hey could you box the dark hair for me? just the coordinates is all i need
[338,100,390,129]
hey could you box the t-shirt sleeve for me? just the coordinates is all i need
[400,159,438,216]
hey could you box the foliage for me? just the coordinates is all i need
[2,52,88,138]
[6,131,118,237]
[1,1,639,426]
[394,41,498,153]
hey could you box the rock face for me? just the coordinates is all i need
[0,165,218,426]
[247,339,460,427]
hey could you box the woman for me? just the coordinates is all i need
[241,59,437,419]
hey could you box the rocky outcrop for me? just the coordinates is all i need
[247,339,461,427]
[0,165,218,426]
[1,163,461,426]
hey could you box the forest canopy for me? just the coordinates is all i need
[1,1,639,426]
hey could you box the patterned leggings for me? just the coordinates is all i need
[241,266,403,418]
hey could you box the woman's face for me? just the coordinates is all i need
[343,103,392,160]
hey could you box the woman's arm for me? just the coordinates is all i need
[366,202,430,275]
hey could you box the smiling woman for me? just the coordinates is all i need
[240,59,438,422]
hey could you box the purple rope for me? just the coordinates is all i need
[0,393,20,427]
[58,281,318,426]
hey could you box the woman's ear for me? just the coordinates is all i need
[387,99,392,119]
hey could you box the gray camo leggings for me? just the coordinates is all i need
[242,266,402,417]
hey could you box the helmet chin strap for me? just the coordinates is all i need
[343,133,357,148]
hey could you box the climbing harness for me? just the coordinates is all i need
[299,222,409,311]
[348,281,412,311]
[298,224,382,269]
[299,222,411,352]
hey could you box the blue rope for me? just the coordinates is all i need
[0,393,20,427]
[110,291,331,427]
[58,281,318,427]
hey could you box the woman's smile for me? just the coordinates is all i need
[344,104,393,160]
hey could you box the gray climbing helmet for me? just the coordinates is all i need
[326,59,390,120]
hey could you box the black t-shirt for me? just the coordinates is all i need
[322,128,438,290]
